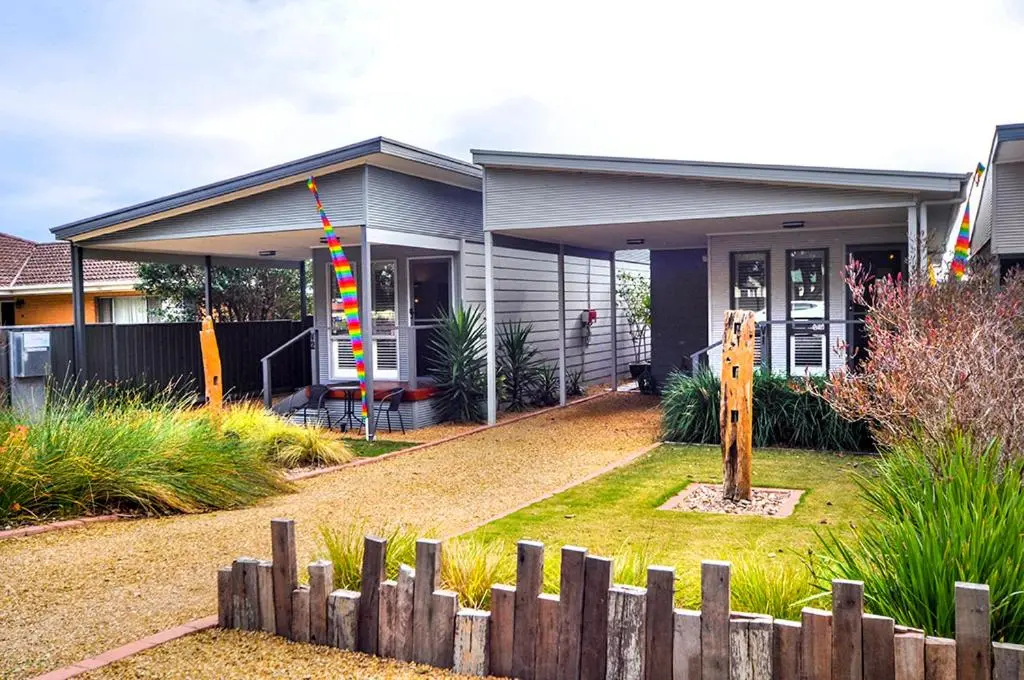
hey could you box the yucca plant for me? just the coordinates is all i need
[497,321,541,412]
[567,367,585,397]
[426,307,487,423]
[532,363,560,407]
[812,434,1024,642]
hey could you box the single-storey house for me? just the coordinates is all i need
[51,137,970,433]
[0,233,156,326]
[971,123,1024,278]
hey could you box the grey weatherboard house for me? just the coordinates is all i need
[972,123,1024,279]
[52,136,972,432]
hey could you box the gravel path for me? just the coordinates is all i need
[0,393,659,679]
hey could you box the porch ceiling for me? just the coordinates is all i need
[491,206,910,251]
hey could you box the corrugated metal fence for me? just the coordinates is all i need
[0,319,312,398]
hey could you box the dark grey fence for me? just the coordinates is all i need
[0,319,312,398]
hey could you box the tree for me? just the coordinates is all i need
[137,263,304,322]
[616,271,651,364]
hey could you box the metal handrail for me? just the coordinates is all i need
[262,327,318,408]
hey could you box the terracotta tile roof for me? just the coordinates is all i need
[0,233,138,289]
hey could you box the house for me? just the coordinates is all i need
[50,139,648,432]
[0,233,156,326]
[51,137,970,433]
[971,123,1024,279]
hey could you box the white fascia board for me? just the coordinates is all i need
[0,280,141,296]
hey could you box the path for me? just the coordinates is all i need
[0,393,660,679]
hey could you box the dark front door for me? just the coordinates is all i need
[846,246,905,369]
[409,258,452,378]
[1,301,14,326]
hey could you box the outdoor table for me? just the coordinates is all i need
[327,381,363,431]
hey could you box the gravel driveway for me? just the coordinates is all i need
[0,392,660,679]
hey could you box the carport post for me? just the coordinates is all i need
[918,205,928,279]
[609,252,618,392]
[907,205,920,283]
[70,244,87,381]
[557,244,567,406]
[484,231,497,425]
[360,228,375,440]
[204,255,213,317]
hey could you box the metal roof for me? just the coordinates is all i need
[471,148,968,195]
[52,137,481,240]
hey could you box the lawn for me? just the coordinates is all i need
[347,438,420,458]
[466,443,873,613]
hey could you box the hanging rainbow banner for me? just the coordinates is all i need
[306,177,368,422]
[950,203,971,280]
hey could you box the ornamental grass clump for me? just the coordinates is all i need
[0,390,289,522]
[221,403,351,468]
[812,434,1024,642]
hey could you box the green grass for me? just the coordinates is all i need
[466,444,869,613]
[347,439,420,458]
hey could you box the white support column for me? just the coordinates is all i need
[360,227,375,440]
[609,253,618,392]
[484,231,497,424]
[557,245,567,406]
[918,204,929,279]
[907,205,920,283]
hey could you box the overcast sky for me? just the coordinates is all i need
[1,0,1022,242]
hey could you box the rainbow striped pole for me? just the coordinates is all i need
[306,177,368,426]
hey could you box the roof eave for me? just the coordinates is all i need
[471,149,968,196]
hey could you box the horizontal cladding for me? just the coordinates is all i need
[994,162,1024,253]
[708,224,905,375]
[462,241,648,385]
[973,170,994,254]
[483,169,913,230]
[94,168,364,244]
[367,166,482,240]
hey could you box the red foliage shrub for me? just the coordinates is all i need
[818,259,1024,460]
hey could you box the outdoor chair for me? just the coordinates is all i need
[372,388,406,434]
[299,384,334,430]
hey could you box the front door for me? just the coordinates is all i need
[0,300,14,327]
[408,257,452,379]
[846,246,905,369]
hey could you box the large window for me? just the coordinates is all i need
[96,296,160,324]
[786,249,828,374]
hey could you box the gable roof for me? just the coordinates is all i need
[51,137,482,241]
[0,233,138,291]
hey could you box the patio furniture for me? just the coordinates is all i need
[327,381,362,431]
[372,388,406,434]
[272,384,334,429]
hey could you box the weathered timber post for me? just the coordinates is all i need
[721,309,756,501]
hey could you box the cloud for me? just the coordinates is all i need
[0,0,1022,242]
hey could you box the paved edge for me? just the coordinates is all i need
[0,515,126,542]
[25,428,664,680]
[30,616,218,680]
[3,392,614,543]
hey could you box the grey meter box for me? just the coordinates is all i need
[9,330,51,378]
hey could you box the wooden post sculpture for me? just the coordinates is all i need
[200,315,223,411]
[720,310,755,501]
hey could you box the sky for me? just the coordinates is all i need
[1,0,1022,243]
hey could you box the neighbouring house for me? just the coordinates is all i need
[51,136,970,433]
[971,123,1024,279]
[0,233,158,326]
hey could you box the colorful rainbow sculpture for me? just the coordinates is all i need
[307,177,368,423]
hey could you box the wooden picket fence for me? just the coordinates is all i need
[217,519,1023,680]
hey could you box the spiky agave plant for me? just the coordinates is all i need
[426,307,487,423]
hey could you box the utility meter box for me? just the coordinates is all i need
[10,330,51,378]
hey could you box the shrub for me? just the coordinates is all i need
[426,307,487,423]
[812,434,1024,641]
[497,321,541,411]
[221,403,351,468]
[617,271,651,365]
[818,260,1024,460]
[318,523,422,590]
[661,370,872,451]
[0,391,289,522]
[567,368,585,397]
[441,538,516,609]
[532,363,560,407]
[732,558,821,620]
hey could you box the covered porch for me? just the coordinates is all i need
[473,148,971,422]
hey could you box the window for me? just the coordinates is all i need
[1,300,14,327]
[95,296,160,324]
[730,252,769,321]
[786,249,828,374]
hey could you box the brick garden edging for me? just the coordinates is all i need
[0,514,126,541]
[287,391,610,481]
[31,616,217,680]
